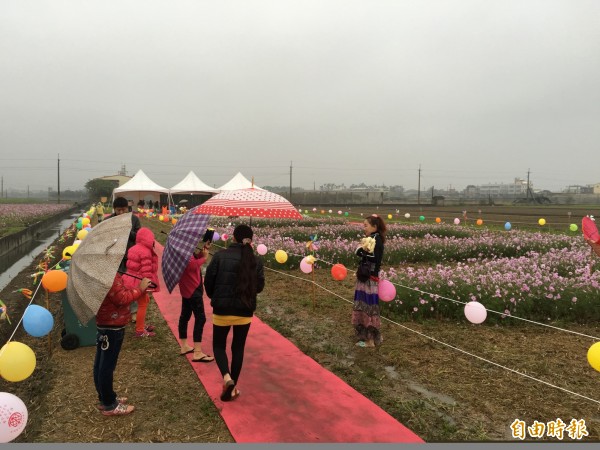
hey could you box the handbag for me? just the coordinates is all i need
[356,256,371,282]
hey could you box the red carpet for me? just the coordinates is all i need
[153,243,423,443]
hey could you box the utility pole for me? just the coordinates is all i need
[1,175,3,198]
[289,161,293,202]
[27,185,29,198]
[57,153,61,204]
[417,164,421,205]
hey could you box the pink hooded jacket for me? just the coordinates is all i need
[123,227,160,292]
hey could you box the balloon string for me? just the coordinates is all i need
[0,281,42,359]
[264,266,600,407]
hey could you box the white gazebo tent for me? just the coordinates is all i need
[170,171,219,195]
[112,169,172,206]
[217,172,264,192]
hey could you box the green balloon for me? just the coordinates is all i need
[344,212,349,217]
[570,223,578,232]
[419,215,425,222]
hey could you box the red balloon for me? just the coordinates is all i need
[331,264,347,281]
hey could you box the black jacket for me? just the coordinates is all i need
[356,232,384,276]
[204,243,265,317]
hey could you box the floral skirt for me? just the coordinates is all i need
[351,277,382,345]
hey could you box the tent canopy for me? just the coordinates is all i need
[217,172,263,191]
[170,171,218,194]
[112,169,171,206]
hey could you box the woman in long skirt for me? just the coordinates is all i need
[352,214,386,347]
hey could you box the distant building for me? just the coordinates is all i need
[473,178,530,197]
[98,164,132,187]
[593,183,600,194]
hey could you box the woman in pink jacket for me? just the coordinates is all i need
[123,227,160,337]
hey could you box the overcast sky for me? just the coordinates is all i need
[1,0,599,192]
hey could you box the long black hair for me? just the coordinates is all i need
[366,215,387,243]
[234,224,257,309]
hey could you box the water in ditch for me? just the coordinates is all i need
[0,211,83,291]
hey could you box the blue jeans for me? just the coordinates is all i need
[93,327,125,409]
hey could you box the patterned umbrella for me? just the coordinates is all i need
[162,208,211,293]
[193,188,302,220]
[66,213,133,323]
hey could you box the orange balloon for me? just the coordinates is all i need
[476,219,483,226]
[435,217,441,223]
[41,270,68,293]
[171,218,178,225]
[331,264,347,281]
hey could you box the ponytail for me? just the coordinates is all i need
[234,225,257,309]
[366,214,387,243]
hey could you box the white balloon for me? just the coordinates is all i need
[0,392,28,443]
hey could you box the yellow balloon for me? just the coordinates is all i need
[588,342,600,372]
[275,250,288,264]
[538,218,546,226]
[77,229,88,240]
[159,215,164,221]
[62,245,76,260]
[81,217,90,226]
[0,341,36,382]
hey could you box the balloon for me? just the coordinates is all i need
[587,342,600,372]
[77,217,83,223]
[158,215,164,221]
[256,244,268,255]
[221,233,229,241]
[464,301,487,324]
[312,208,317,212]
[387,214,392,219]
[163,215,170,222]
[476,219,483,226]
[378,280,396,302]
[570,223,578,232]
[73,239,82,246]
[320,210,325,214]
[62,246,77,260]
[0,342,36,382]
[212,231,220,241]
[77,229,88,240]
[505,222,512,231]
[81,217,90,226]
[538,218,546,226]
[331,264,347,281]
[435,217,441,223]
[453,218,460,225]
[328,210,332,214]
[0,392,28,443]
[304,210,308,214]
[338,210,342,215]
[404,213,410,219]
[419,215,425,222]
[41,270,68,292]
[300,257,313,274]
[82,213,88,218]
[75,221,83,230]
[344,212,349,217]
[275,250,288,264]
[171,218,178,225]
[23,305,54,338]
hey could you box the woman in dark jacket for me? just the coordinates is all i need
[352,214,386,348]
[204,224,265,401]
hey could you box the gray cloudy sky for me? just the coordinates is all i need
[1,0,599,192]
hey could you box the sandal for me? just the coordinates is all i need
[230,388,241,401]
[220,379,235,401]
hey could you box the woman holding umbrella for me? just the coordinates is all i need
[204,224,265,401]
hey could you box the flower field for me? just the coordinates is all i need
[0,204,73,233]
[209,216,599,324]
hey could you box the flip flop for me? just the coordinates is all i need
[192,355,214,363]
[179,349,194,356]
[221,379,235,401]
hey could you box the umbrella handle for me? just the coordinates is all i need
[118,271,157,289]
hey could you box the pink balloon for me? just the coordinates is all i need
[256,244,267,255]
[464,301,487,324]
[300,257,313,274]
[221,233,229,241]
[454,218,460,225]
[378,280,396,302]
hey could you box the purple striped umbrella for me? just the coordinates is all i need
[162,208,211,293]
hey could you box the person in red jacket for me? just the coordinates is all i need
[123,227,161,337]
[94,273,151,416]
[177,241,214,362]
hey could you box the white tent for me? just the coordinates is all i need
[112,169,172,206]
[217,172,264,191]
[170,171,218,194]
